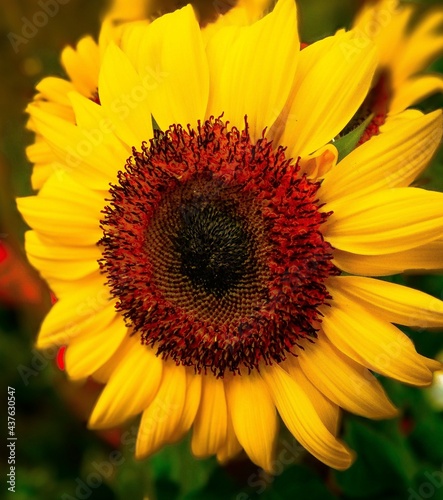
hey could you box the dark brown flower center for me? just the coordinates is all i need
[99,118,338,377]
[144,175,269,325]
[174,200,250,296]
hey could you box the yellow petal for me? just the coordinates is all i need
[319,110,443,204]
[65,312,127,380]
[206,0,299,141]
[36,277,112,348]
[216,408,243,465]
[91,342,126,384]
[167,371,202,443]
[285,358,341,435]
[136,364,187,458]
[328,276,443,328]
[27,139,55,165]
[25,230,101,282]
[420,356,443,373]
[89,338,163,429]
[17,175,103,246]
[202,0,272,45]
[262,363,354,470]
[26,103,125,190]
[31,162,59,191]
[237,0,273,19]
[61,36,100,97]
[322,290,433,386]
[192,376,227,457]
[99,43,153,147]
[35,77,75,107]
[391,75,443,114]
[26,138,62,189]
[392,10,443,87]
[333,240,443,276]
[30,98,75,123]
[121,5,209,129]
[280,30,377,157]
[225,373,278,472]
[324,187,443,255]
[298,335,398,418]
[68,91,131,189]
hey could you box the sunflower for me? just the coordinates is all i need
[18,0,443,472]
[350,0,443,143]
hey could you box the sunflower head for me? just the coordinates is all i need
[100,117,338,377]
[17,0,443,476]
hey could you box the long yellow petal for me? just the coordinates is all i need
[322,291,433,386]
[262,363,354,470]
[99,43,153,148]
[202,0,272,45]
[225,373,278,472]
[392,10,443,87]
[26,103,127,191]
[206,0,299,141]
[167,371,202,443]
[391,75,443,114]
[36,278,112,348]
[121,5,209,130]
[65,313,127,380]
[280,30,377,157]
[285,358,341,435]
[136,364,187,458]
[192,376,227,457]
[216,407,243,465]
[17,175,104,246]
[29,98,75,123]
[298,336,398,419]
[237,0,273,19]
[35,77,76,107]
[89,338,163,429]
[25,230,101,282]
[91,338,129,384]
[61,36,100,97]
[324,187,443,255]
[328,276,443,328]
[333,240,443,276]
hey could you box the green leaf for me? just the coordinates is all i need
[333,113,374,161]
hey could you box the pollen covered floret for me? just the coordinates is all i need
[100,118,338,377]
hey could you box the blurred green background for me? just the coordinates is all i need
[1,0,443,499]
